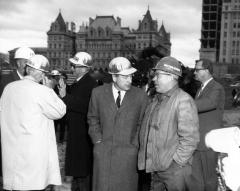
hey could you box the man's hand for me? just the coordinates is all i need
[42,76,54,88]
[58,78,66,98]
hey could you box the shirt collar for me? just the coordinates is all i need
[156,84,179,102]
[16,70,24,79]
[202,77,213,90]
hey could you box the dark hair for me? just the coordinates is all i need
[196,59,213,74]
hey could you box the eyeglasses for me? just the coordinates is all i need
[194,68,206,72]
[71,64,85,69]
[154,72,171,78]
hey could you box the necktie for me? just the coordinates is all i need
[197,84,203,97]
[116,91,121,108]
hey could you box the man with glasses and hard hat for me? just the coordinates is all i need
[88,57,148,191]
[58,52,97,191]
[138,56,199,191]
[0,54,66,190]
[188,58,225,191]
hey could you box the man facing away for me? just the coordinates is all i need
[138,56,199,191]
[88,57,148,191]
[188,58,225,191]
[58,52,97,191]
[0,54,66,190]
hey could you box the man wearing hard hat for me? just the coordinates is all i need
[138,56,199,191]
[58,52,97,191]
[88,57,148,191]
[0,46,35,96]
[0,54,66,190]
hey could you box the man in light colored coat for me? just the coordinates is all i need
[138,57,199,191]
[0,55,66,190]
[88,57,148,191]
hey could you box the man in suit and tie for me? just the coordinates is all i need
[58,52,97,191]
[189,58,225,191]
[88,57,148,191]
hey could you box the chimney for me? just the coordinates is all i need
[71,22,76,32]
[66,22,69,30]
[117,17,121,26]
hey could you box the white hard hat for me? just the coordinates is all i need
[50,70,61,76]
[69,52,92,67]
[14,47,35,60]
[108,57,137,75]
[27,54,50,73]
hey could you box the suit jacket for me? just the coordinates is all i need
[88,83,148,191]
[63,72,97,176]
[0,70,20,97]
[195,79,225,150]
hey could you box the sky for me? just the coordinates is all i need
[0,0,202,68]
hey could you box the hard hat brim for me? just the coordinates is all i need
[69,58,91,68]
[26,63,49,73]
[108,67,137,75]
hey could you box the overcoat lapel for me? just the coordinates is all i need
[196,80,214,99]
[118,87,134,111]
[105,84,118,112]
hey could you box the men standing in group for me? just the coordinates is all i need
[0,54,66,190]
[88,57,148,191]
[189,58,225,191]
[58,52,97,191]
[138,57,199,191]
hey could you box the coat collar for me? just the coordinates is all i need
[104,83,135,112]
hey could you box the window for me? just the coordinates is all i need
[224,23,228,28]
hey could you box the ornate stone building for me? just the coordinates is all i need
[47,9,171,70]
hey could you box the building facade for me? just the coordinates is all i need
[47,9,171,70]
[219,0,240,64]
[200,0,222,63]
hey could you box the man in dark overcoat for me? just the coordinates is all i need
[188,59,225,191]
[88,57,148,191]
[59,52,97,191]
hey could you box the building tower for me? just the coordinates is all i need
[47,11,76,70]
[219,0,240,64]
[133,9,171,57]
[200,0,222,63]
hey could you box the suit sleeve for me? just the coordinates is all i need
[195,84,224,113]
[135,92,149,146]
[63,81,96,114]
[39,88,66,120]
[88,88,102,144]
[173,96,200,166]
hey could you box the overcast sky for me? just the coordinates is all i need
[0,0,202,67]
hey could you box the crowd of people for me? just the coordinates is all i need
[0,46,239,191]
